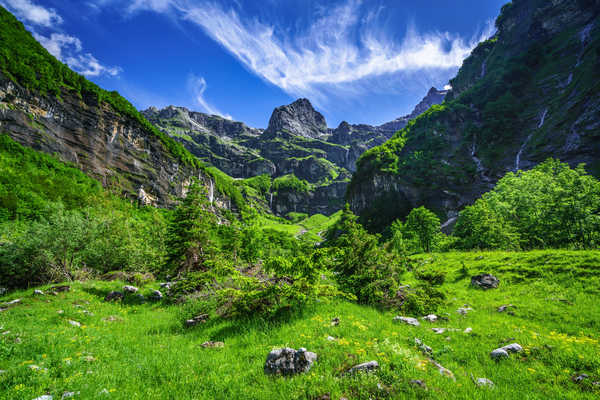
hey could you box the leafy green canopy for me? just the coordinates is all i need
[454,159,600,249]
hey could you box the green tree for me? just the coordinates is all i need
[165,182,217,276]
[403,207,441,253]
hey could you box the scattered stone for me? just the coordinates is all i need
[476,378,495,388]
[490,349,509,360]
[415,338,433,354]
[410,379,427,389]
[185,314,209,327]
[572,373,589,383]
[327,336,336,341]
[491,343,523,360]
[501,343,523,353]
[135,294,145,302]
[62,392,79,399]
[264,347,317,375]
[122,285,138,294]
[104,291,124,302]
[464,327,473,333]
[201,341,224,348]
[99,389,109,395]
[432,328,446,334]
[393,316,420,326]
[149,290,163,300]
[50,285,70,292]
[471,274,499,289]
[15,337,22,343]
[346,361,379,375]
[29,365,41,370]
[160,282,174,290]
[84,356,96,362]
[4,298,21,306]
[32,396,53,400]
[457,307,473,315]
[57,310,64,314]
[68,320,81,327]
[497,304,515,312]
[34,289,44,296]
[422,314,438,322]
[82,310,94,316]
[315,394,331,400]
[331,317,340,326]
[103,315,121,322]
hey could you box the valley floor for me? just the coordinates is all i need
[1,250,599,399]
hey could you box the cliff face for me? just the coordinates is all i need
[0,73,229,209]
[348,0,600,231]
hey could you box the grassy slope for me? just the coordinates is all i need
[254,211,342,242]
[1,250,599,399]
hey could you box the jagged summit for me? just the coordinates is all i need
[378,87,448,132]
[265,98,328,138]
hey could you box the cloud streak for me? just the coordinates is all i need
[175,0,493,104]
[187,74,232,120]
[1,0,121,77]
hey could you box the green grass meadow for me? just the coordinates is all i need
[1,250,599,399]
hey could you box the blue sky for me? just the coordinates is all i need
[1,0,507,128]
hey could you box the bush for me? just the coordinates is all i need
[325,206,406,308]
[415,268,446,286]
[454,159,600,249]
[400,285,446,316]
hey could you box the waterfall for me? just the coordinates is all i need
[538,108,548,129]
[269,192,273,208]
[480,60,486,78]
[208,179,214,204]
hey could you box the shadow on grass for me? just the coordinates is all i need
[81,286,165,307]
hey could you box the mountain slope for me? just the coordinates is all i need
[0,6,237,209]
[348,0,600,230]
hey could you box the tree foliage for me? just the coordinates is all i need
[454,159,600,249]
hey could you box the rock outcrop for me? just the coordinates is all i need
[265,98,327,139]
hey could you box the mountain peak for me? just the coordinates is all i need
[265,98,328,138]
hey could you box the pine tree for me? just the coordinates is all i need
[165,182,216,275]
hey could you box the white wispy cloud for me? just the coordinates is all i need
[187,74,232,120]
[2,0,121,78]
[153,0,494,105]
[0,0,62,27]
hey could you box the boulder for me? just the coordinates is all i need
[422,314,438,322]
[122,285,138,294]
[33,289,44,296]
[491,343,522,360]
[498,304,515,312]
[471,274,499,289]
[104,291,124,302]
[490,349,509,360]
[476,378,494,388]
[264,347,317,375]
[346,361,379,374]
[393,316,420,326]
[457,307,473,315]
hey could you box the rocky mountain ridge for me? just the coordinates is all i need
[145,89,447,216]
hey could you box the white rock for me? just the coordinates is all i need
[457,307,473,315]
[32,396,53,400]
[68,320,81,327]
[393,316,420,326]
[490,348,509,359]
[122,285,138,294]
[34,290,44,295]
[501,343,523,353]
[422,314,438,322]
[464,327,473,333]
[327,336,336,341]
[476,378,495,388]
[432,328,446,334]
